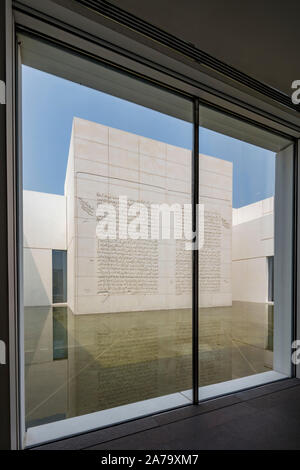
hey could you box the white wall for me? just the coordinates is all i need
[24,248,52,306]
[232,257,268,303]
[232,197,274,303]
[23,190,66,250]
[23,120,233,313]
[23,190,66,307]
[65,129,76,314]
[66,117,233,314]
[199,154,232,307]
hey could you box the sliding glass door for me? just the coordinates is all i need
[197,105,293,398]
[21,35,194,445]
[19,33,295,446]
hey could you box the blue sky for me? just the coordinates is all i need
[22,65,275,208]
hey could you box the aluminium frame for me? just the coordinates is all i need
[4,0,300,449]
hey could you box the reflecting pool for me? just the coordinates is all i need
[25,302,273,428]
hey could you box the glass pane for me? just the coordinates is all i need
[22,39,193,443]
[52,250,67,303]
[268,256,274,302]
[53,307,68,360]
[198,104,293,397]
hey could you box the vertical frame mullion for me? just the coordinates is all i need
[295,139,299,379]
[192,98,199,404]
[0,0,11,449]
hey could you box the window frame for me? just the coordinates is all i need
[4,0,299,449]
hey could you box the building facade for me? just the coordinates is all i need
[25,117,236,313]
[232,198,274,304]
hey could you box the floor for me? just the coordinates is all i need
[25,302,273,428]
[33,378,300,450]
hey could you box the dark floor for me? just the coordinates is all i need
[33,378,300,450]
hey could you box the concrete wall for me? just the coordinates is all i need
[23,119,233,313]
[23,190,66,307]
[232,197,274,303]
[66,117,232,314]
[199,154,232,307]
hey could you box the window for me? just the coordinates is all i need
[52,250,67,304]
[21,35,193,444]
[268,256,274,302]
[197,104,293,397]
[19,33,294,446]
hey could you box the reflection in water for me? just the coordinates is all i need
[53,308,68,361]
[25,302,273,428]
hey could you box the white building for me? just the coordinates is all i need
[232,198,274,304]
[24,117,273,313]
[23,190,67,307]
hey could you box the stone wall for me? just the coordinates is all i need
[65,117,232,314]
